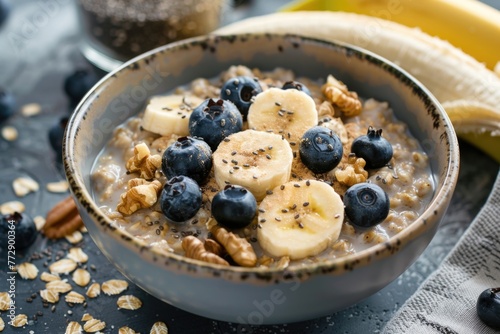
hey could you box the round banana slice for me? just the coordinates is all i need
[212,129,293,201]
[257,179,344,260]
[247,87,318,148]
[141,94,203,136]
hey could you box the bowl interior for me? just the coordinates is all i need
[65,33,458,274]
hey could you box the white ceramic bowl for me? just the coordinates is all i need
[64,34,459,325]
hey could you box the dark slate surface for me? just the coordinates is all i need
[0,1,498,333]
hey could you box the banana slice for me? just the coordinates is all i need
[212,129,293,201]
[247,87,318,148]
[141,94,203,136]
[257,179,344,260]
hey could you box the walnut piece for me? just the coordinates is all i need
[126,143,162,179]
[182,236,229,266]
[117,179,161,215]
[211,225,257,267]
[322,75,362,116]
[204,238,225,257]
[335,154,368,186]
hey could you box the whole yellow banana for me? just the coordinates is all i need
[216,11,500,163]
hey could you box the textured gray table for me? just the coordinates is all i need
[0,1,498,333]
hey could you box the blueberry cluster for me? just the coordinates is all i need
[160,134,257,228]
[160,137,210,224]
[158,76,267,226]
[298,123,394,228]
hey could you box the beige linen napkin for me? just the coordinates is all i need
[383,171,500,334]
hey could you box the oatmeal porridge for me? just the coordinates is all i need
[91,65,434,269]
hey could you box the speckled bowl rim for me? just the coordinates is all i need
[64,33,459,282]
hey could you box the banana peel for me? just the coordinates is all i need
[282,0,500,70]
[216,10,500,163]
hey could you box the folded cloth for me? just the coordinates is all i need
[383,171,500,334]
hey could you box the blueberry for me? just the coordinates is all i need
[0,212,38,250]
[0,0,10,27]
[211,185,257,229]
[48,116,69,160]
[162,136,212,184]
[160,176,202,223]
[299,126,343,174]
[0,87,16,122]
[477,287,500,330]
[189,98,243,151]
[351,126,393,169]
[63,69,99,105]
[220,76,262,119]
[282,80,312,97]
[0,0,10,26]
[343,183,390,228]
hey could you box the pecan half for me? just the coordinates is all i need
[42,196,84,239]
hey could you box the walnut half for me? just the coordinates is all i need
[117,179,162,215]
[182,236,229,266]
[126,143,162,180]
[322,75,362,116]
[211,225,257,267]
[335,154,368,187]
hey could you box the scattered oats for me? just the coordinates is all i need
[81,313,93,321]
[12,177,39,197]
[21,103,41,117]
[119,326,138,334]
[34,215,46,230]
[1,126,18,141]
[67,247,88,263]
[65,321,82,334]
[86,283,100,299]
[80,225,88,233]
[150,321,168,334]
[17,262,39,280]
[40,271,60,282]
[46,180,69,193]
[83,318,106,333]
[0,201,25,215]
[49,258,77,274]
[65,291,85,304]
[101,279,128,295]
[10,314,28,328]
[0,292,11,311]
[0,317,4,331]
[72,268,91,287]
[65,230,83,244]
[117,295,142,310]
[40,289,59,303]
[46,280,72,293]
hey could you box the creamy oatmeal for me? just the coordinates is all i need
[91,65,434,269]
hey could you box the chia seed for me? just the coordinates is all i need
[78,0,225,61]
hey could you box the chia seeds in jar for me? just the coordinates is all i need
[77,0,225,70]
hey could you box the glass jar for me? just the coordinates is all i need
[77,0,225,71]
